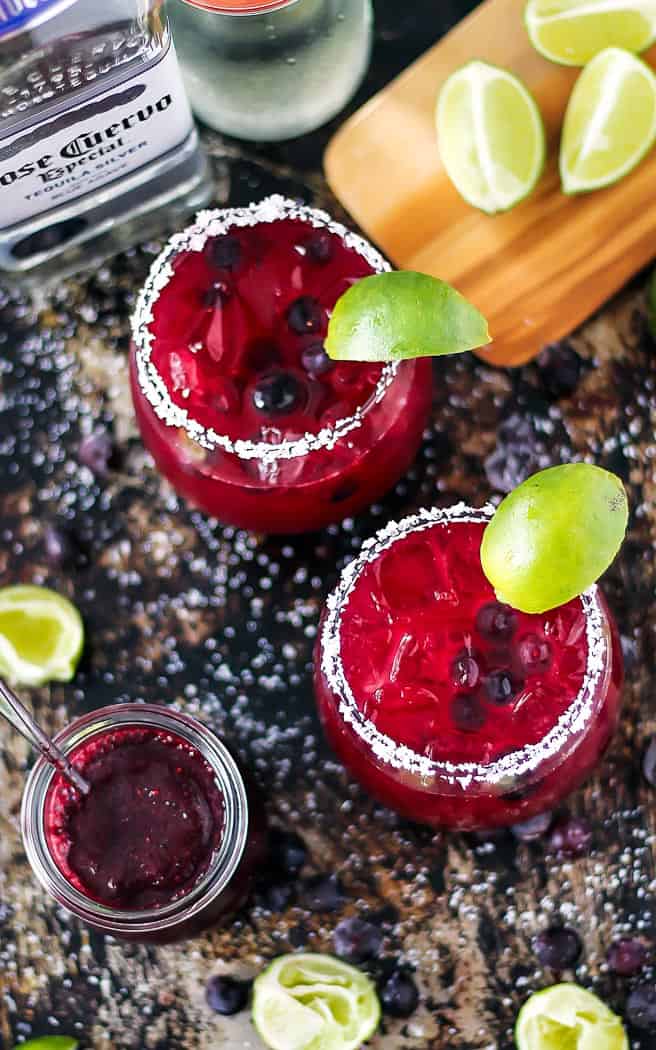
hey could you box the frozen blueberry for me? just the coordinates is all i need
[333,917,383,963]
[258,880,296,912]
[642,737,656,787]
[44,524,76,567]
[301,342,333,377]
[208,234,242,271]
[78,430,114,476]
[518,634,552,675]
[607,938,648,977]
[484,670,518,705]
[202,280,231,307]
[252,371,305,415]
[451,692,487,732]
[536,342,583,400]
[533,927,582,969]
[305,231,333,263]
[269,828,307,876]
[548,815,593,857]
[476,602,517,642]
[627,983,656,1029]
[299,874,345,913]
[450,651,481,691]
[511,811,554,842]
[484,413,553,494]
[379,971,420,1018]
[286,296,324,335]
[206,975,250,1015]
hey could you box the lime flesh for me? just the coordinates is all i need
[525,0,656,66]
[0,585,84,687]
[560,46,656,193]
[324,270,490,362]
[481,464,628,614]
[436,60,546,214]
[252,953,381,1050]
[516,984,629,1050]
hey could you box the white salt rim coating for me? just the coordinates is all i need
[131,195,398,462]
[319,504,609,790]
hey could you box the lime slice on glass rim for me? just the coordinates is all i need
[481,464,628,614]
[525,0,656,66]
[18,1039,79,1050]
[252,953,381,1050]
[560,47,656,194]
[436,60,546,214]
[515,984,629,1050]
[324,271,490,363]
[0,584,84,687]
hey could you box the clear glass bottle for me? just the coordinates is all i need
[169,0,373,141]
[0,0,212,283]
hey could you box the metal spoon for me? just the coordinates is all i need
[0,678,90,795]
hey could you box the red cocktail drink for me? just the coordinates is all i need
[130,196,432,533]
[22,705,265,942]
[315,506,623,829]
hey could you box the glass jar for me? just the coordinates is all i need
[21,703,266,943]
[169,0,373,140]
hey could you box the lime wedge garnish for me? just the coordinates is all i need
[0,585,84,687]
[252,953,381,1050]
[17,1040,79,1050]
[560,46,656,193]
[515,984,629,1050]
[436,60,546,214]
[525,0,656,66]
[481,464,628,614]
[324,271,490,362]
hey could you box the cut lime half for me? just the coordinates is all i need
[0,585,84,687]
[525,0,656,66]
[252,953,381,1050]
[560,46,656,193]
[325,271,490,362]
[18,1040,79,1050]
[516,984,629,1050]
[436,60,546,214]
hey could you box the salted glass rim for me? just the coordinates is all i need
[319,503,610,790]
[20,703,249,934]
[131,194,399,463]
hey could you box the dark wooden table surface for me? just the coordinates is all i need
[2,2,656,1047]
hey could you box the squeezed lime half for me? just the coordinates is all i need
[0,585,84,687]
[324,271,490,362]
[515,984,629,1050]
[525,0,656,66]
[252,953,381,1050]
[436,60,546,214]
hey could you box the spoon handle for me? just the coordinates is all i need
[0,679,90,795]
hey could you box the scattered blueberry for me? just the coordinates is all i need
[301,342,333,377]
[451,692,487,732]
[548,815,593,857]
[44,524,76,567]
[259,880,296,912]
[305,231,333,263]
[208,234,242,271]
[450,651,481,691]
[626,983,656,1029]
[511,810,554,842]
[252,371,306,415]
[484,413,553,493]
[206,975,250,1015]
[379,970,420,1018]
[536,342,583,400]
[476,602,517,642]
[202,280,231,307]
[642,737,656,787]
[518,634,552,675]
[608,938,648,977]
[533,927,582,969]
[333,917,383,963]
[269,828,307,875]
[484,670,518,705]
[78,429,114,476]
[286,295,324,335]
[299,874,345,913]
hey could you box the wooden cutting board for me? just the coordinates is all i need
[324,0,656,365]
